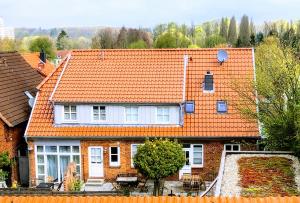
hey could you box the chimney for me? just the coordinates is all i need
[39,49,46,63]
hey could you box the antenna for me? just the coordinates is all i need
[217,50,228,65]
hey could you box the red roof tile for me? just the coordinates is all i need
[22,52,55,77]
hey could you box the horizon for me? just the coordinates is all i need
[1,0,300,29]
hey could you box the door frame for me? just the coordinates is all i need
[88,146,104,178]
[179,147,192,179]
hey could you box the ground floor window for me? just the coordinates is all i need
[191,144,203,167]
[35,144,81,184]
[224,144,240,151]
[109,146,120,167]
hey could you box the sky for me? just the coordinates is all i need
[0,0,300,28]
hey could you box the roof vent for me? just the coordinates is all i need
[185,101,195,113]
[217,50,228,65]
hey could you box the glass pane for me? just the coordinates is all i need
[60,155,71,178]
[37,155,44,164]
[111,147,118,154]
[37,146,44,152]
[71,106,76,112]
[38,165,45,174]
[64,113,70,120]
[37,175,45,183]
[47,155,58,180]
[76,165,80,174]
[64,106,70,112]
[233,145,239,151]
[71,113,77,120]
[73,155,80,164]
[194,158,202,164]
[225,145,232,151]
[93,114,99,120]
[59,146,71,153]
[72,146,80,153]
[100,106,105,111]
[111,155,118,162]
[194,145,202,151]
[93,106,99,112]
[217,101,227,113]
[45,146,57,153]
[100,114,106,120]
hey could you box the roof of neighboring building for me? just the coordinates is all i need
[0,196,299,203]
[0,51,44,127]
[25,48,260,138]
[22,52,55,76]
[56,50,70,59]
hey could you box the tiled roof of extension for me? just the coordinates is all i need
[26,48,260,138]
[0,52,44,127]
[22,52,55,77]
[0,196,299,203]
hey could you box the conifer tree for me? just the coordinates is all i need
[238,15,251,47]
[228,16,237,46]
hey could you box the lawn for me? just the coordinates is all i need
[238,156,299,197]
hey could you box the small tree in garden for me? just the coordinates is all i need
[0,152,12,182]
[133,138,185,196]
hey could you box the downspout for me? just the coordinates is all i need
[180,55,189,125]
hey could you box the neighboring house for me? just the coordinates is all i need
[25,49,260,185]
[54,50,70,67]
[0,51,44,182]
[22,52,55,77]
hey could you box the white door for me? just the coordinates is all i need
[179,147,192,179]
[88,147,104,177]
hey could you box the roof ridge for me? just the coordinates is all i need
[36,53,70,90]
[70,48,254,52]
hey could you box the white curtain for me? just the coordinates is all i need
[60,156,70,180]
[47,155,58,181]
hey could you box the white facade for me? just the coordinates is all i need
[0,18,15,39]
[54,104,181,126]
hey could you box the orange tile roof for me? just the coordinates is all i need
[25,48,260,138]
[22,52,55,77]
[0,196,299,203]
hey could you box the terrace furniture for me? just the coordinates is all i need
[181,173,206,194]
[36,182,54,190]
[137,174,148,192]
[116,173,138,187]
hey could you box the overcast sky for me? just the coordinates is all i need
[1,0,300,28]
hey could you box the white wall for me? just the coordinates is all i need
[54,104,181,125]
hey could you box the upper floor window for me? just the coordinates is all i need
[204,72,214,92]
[93,106,106,121]
[224,144,240,151]
[217,100,228,113]
[64,105,77,121]
[125,107,138,122]
[157,107,170,123]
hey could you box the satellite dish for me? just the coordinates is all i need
[217,50,228,64]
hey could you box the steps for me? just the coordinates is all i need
[85,178,105,186]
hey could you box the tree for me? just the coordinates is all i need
[128,40,147,49]
[205,34,226,48]
[116,27,128,48]
[154,30,191,48]
[238,15,251,47]
[133,139,185,196]
[0,38,16,51]
[91,28,115,49]
[29,36,55,59]
[228,16,237,46]
[219,17,228,40]
[234,37,300,155]
[56,30,70,50]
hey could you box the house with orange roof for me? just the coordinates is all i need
[22,51,55,77]
[25,48,260,186]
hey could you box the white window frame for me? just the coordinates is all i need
[203,73,214,93]
[131,144,141,168]
[224,144,241,151]
[35,143,81,184]
[109,146,120,167]
[156,106,170,124]
[191,144,204,168]
[92,105,107,122]
[63,105,77,121]
[125,106,139,123]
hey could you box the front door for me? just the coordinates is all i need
[88,147,103,177]
[179,147,192,179]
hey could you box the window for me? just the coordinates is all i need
[204,72,214,91]
[157,107,170,123]
[217,101,228,113]
[64,105,77,121]
[109,147,120,167]
[93,106,106,121]
[224,144,240,151]
[35,144,81,184]
[131,144,141,168]
[125,107,138,122]
[192,144,203,167]
[185,101,195,113]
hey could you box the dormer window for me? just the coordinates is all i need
[125,107,138,122]
[157,107,170,123]
[93,106,106,121]
[204,72,214,92]
[217,101,227,113]
[64,105,77,120]
[185,101,195,113]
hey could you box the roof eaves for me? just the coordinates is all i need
[0,112,13,127]
[24,91,39,139]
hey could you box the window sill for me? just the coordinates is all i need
[109,165,121,168]
[191,165,203,168]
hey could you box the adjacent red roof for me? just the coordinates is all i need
[26,48,259,138]
[22,52,55,77]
